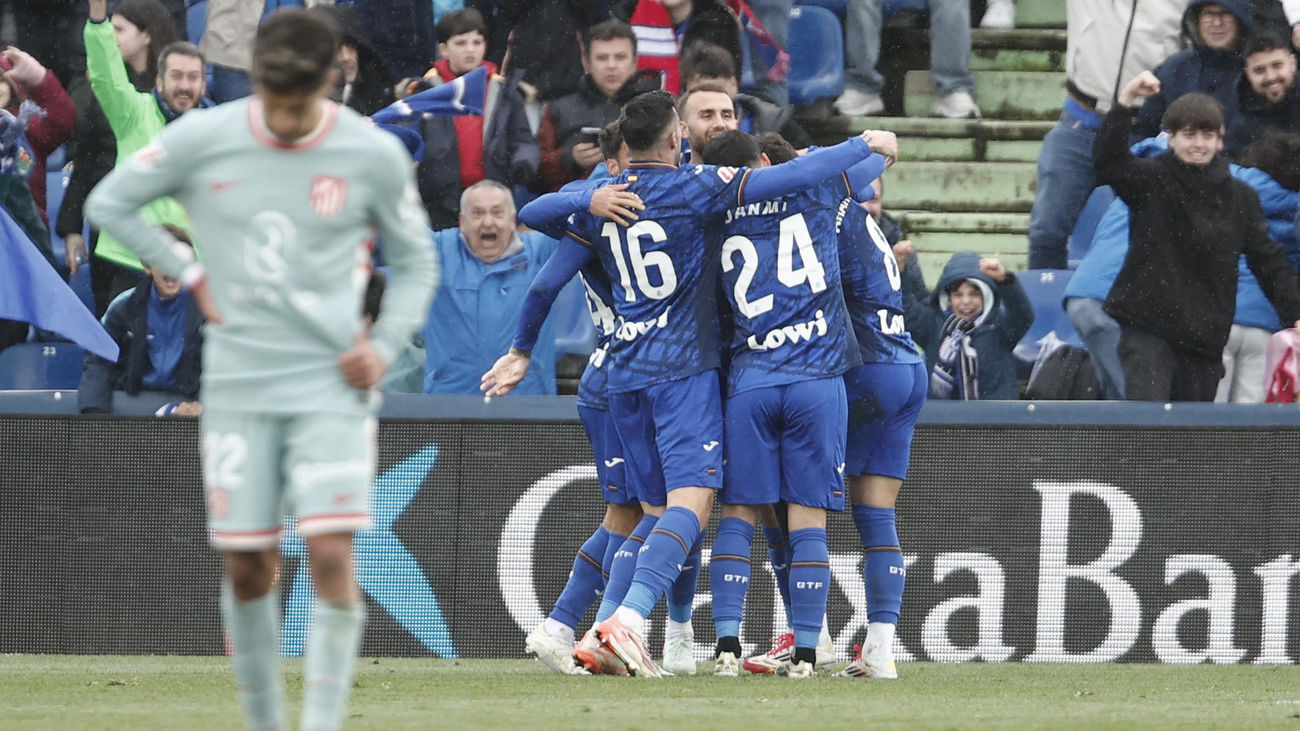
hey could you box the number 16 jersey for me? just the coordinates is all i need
[566,161,752,394]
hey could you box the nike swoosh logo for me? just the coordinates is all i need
[702,441,719,452]
[604,458,625,467]
[209,180,239,193]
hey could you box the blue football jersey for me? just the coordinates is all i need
[837,202,923,365]
[566,161,753,393]
[575,262,617,409]
[718,182,861,394]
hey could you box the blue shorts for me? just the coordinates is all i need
[721,377,847,511]
[608,370,724,506]
[577,404,635,506]
[844,361,927,480]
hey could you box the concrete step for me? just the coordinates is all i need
[896,211,1030,234]
[900,137,1041,162]
[971,28,1067,53]
[970,29,1066,72]
[1016,0,1067,28]
[886,161,1036,212]
[970,47,1063,73]
[799,117,1056,162]
[903,69,1066,120]
[891,212,1031,288]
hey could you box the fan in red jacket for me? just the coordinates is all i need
[0,46,76,227]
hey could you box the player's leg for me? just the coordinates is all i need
[663,532,704,675]
[836,361,926,680]
[710,386,779,675]
[288,413,374,727]
[596,371,723,678]
[709,503,758,676]
[777,377,847,678]
[205,410,288,730]
[528,405,624,674]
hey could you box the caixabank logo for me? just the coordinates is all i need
[2,418,1297,664]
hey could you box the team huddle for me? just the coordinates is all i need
[481,89,924,679]
[81,7,923,729]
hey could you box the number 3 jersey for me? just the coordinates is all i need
[718,182,861,396]
[565,161,754,394]
[84,98,438,415]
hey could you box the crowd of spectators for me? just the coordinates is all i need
[5,1,1300,406]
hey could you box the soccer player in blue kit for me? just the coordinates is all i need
[700,128,904,679]
[484,91,893,677]
[830,186,927,680]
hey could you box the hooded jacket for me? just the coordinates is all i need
[903,250,1034,400]
[1134,0,1252,140]
[1095,104,1300,358]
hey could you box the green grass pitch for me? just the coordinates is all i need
[4,655,1300,729]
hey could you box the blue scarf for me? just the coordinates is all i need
[930,312,980,400]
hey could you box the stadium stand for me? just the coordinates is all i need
[0,342,86,390]
[786,5,845,106]
[1012,268,1083,372]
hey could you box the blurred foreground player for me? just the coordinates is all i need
[86,9,437,729]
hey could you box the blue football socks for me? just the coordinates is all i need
[550,526,610,630]
[595,515,657,622]
[788,527,830,651]
[853,504,904,624]
[709,517,755,640]
[620,507,702,619]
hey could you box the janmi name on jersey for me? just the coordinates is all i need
[723,198,790,224]
[746,309,830,351]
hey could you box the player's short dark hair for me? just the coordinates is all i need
[1161,92,1224,134]
[157,41,205,75]
[1244,29,1292,59]
[680,41,738,85]
[436,8,487,43]
[598,120,624,160]
[1236,129,1300,190]
[252,8,341,95]
[677,82,734,117]
[701,129,762,168]
[620,90,676,152]
[756,132,797,164]
[584,20,637,56]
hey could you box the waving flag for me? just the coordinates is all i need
[0,204,118,361]
[725,0,790,84]
[371,65,488,125]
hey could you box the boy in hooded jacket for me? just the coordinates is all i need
[902,250,1033,400]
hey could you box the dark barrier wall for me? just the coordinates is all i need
[2,405,1299,664]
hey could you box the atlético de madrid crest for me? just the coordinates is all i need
[309,175,348,218]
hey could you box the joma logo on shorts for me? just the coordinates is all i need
[747,310,829,351]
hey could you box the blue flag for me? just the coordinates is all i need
[370,65,488,125]
[0,204,118,361]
